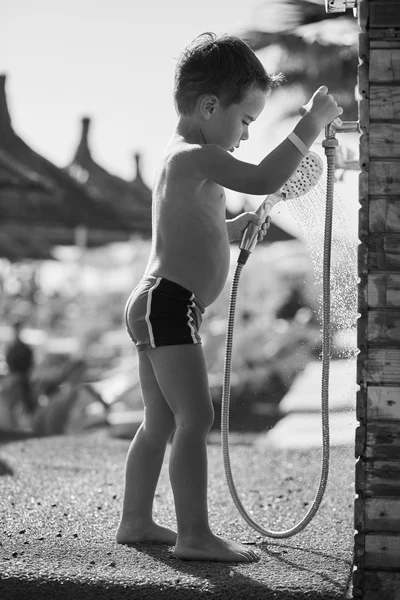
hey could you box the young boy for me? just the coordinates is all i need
[116,32,342,562]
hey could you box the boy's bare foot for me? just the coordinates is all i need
[175,533,260,562]
[116,522,177,545]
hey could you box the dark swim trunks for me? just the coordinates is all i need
[124,276,205,352]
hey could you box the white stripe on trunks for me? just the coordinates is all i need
[186,294,198,343]
[145,277,162,348]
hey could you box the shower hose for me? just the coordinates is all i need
[221,140,337,538]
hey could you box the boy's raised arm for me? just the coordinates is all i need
[191,86,342,196]
[190,132,309,196]
[191,113,325,195]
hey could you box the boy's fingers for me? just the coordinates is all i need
[301,86,329,116]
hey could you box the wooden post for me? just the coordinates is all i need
[354,1,400,598]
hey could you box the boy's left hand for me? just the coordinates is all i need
[227,212,271,243]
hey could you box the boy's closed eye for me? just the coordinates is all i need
[244,115,255,126]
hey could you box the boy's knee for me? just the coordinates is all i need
[143,413,176,439]
[176,403,215,432]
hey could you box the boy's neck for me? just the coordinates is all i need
[175,116,206,145]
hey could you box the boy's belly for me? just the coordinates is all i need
[146,232,231,308]
[180,251,230,307]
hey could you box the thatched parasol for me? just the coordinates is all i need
[0,149,58,260]
[0,229,55,261]
[0,74,132,248]
[129,152,153,222]
[239,0,359,119]
[66,117,152,238]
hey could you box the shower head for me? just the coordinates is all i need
[239,151,324,260]
[276,151,323,200]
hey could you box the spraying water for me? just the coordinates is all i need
[286,176,358,357]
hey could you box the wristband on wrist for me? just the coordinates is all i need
[287,132,310,157]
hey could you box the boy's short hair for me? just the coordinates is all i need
[174,32,282,115]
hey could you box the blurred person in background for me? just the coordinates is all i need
[0,320,37,432]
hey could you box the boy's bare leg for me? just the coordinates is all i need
[116,351,177,544]
[146,344,259,562]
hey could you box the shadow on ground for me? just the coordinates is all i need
[0,570,349,600]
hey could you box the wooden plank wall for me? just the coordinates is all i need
[354,1,400,598]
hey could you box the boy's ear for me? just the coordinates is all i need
[199,95,219,120]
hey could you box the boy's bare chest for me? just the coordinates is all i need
[196,180,226,208]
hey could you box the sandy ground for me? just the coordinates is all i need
[0,429,355,599]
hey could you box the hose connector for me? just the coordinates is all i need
[237,249,250,266]
[325,118,360,139]
[322,136,339,150]
[325,0,357,17]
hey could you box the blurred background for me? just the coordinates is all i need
[0,0,360,445]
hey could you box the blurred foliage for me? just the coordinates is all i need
[240,1,359,120]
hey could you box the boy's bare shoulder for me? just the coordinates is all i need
[166,141,227,175]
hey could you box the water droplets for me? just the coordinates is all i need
[286,177,358,356]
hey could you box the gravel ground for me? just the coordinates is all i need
[0,429,355,599]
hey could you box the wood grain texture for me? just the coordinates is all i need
[370,123,400,158]
[353,570,400,600]
[356,459,400,497]
[370,1,400,29]
[354,5,366,592]
[369,196,400,233]
[368,273,400,307]
[356,497,400,533]
[367,386,400,420]
[369,162,400,195]
[356,388,367,422]
[368,234,400,270]
[368,310,400,345]
[370,50,400,81]
[356,424,366,458]
[365,533,400,569]
[370,86,400,120]
[354,3,400,594]
[363,349,400,384]
[357,310,368,349]
[365,421,400,459]
[358,273,368,311]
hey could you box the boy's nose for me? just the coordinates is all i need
[241,130,249,141]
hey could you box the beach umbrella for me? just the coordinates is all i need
[0,149,57,259]
[66,117,152,238]
[0,74,132,248]
[0,230,55,262]
[128,152,153,229]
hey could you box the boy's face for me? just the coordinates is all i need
[205,85,267,152]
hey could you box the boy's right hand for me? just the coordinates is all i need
[299,86,343,129]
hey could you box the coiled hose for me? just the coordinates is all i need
[221,143,337,538]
